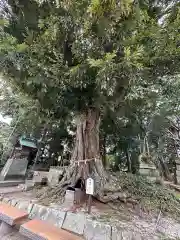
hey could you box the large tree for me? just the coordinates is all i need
[0,0,180,199]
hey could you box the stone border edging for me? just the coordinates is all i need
[0,195,137,239]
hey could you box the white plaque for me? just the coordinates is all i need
[86,177,94,195]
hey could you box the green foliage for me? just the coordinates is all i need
[0,121,12,164]
[0,79,73,165]
[118,172,180,216]
[0,0,180,171]
[1,0,179,117]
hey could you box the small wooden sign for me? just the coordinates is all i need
[86,177,94,214]
[86,177,94,195]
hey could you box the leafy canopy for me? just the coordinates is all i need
[0,0,179,119]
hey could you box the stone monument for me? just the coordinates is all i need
[0,135,37,181]
[139,162,160,182]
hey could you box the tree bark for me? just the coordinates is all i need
[126,149,131,173]
[100,134,107,168]
[59,108,107,197]
[32,124,48,170]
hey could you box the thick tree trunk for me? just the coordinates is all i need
[72,108,100,166]
[37,109,125,203]
[59,108,107,197]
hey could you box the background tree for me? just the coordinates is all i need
[0,79,74,167]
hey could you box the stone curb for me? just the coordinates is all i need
[0,196,138,239]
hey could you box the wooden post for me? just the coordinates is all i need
[87,194,92,214]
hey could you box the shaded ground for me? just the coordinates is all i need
[1,187,180,239]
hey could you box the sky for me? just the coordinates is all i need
[0,114,12,125]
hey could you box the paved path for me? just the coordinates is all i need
[0,186,35,201]
[1,229,28,239]
[0,187,22,195]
